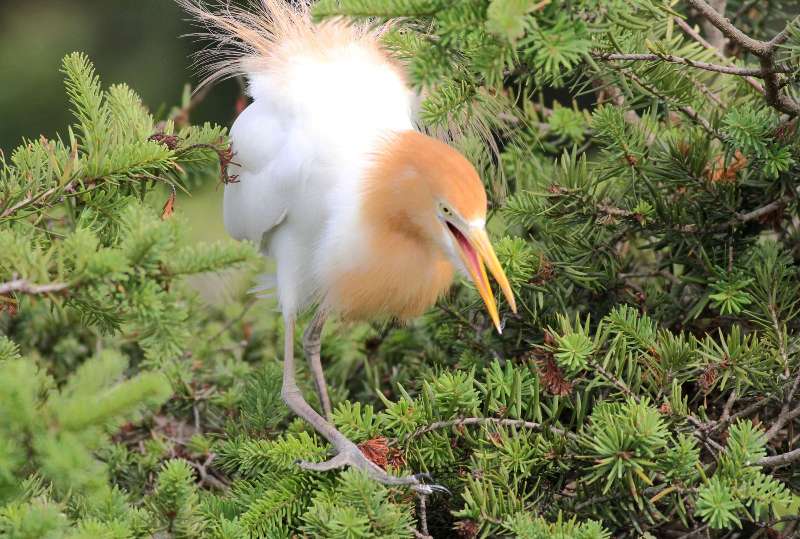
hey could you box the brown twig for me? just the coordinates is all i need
[713,195,792,231]
[676,523,710,538]
[736,196,791,224]
[187,453,229,490]
[720,390,737,423]
[686,0,770,55]
[710,386,789,434]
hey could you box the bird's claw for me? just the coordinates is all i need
[413,481,451,496]
[410,472,451,496]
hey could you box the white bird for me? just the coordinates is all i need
[179,0,516,493]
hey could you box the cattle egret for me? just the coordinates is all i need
[179,0,516,493]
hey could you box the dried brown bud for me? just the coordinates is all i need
[540,357,573,396]
[149,133,181,150]
[455,520,480,538]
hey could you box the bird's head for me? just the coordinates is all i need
[366,131,517,332]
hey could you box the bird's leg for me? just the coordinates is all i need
[303,309,332,420]
[281,316,446,495]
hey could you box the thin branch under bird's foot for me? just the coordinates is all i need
[295,442,450,495]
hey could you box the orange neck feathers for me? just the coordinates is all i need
[325,131,487,321]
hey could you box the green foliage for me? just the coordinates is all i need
[581,398,669,495]
[300,470,414,538]
[151,460,203,538]
[503,512,611,539]
[0,54,256,538]
[4,0,800,536]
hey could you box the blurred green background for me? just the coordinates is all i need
[0,0,241,151]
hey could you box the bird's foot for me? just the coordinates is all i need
[296,442,449,496]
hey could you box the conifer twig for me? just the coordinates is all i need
[622,71,719,137]
[589,359,724,451]
[405,417,577,442]
[672,15,766,94]
[0,178,80,220]
[591,52,791,77]
[588,359,640,402]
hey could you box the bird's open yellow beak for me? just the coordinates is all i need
[449,224,517,333]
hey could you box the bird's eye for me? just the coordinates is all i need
[442,206,451,216]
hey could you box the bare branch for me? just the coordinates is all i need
[758,446,800,467]
[759,55,800,115]
[710,377,800,434]
[416,494,430,538]
[720,390,737,423]
[734,196,791,224]
[765,369,800,441]
[0,279,69,296]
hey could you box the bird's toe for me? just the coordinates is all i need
[412,472,434,483]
